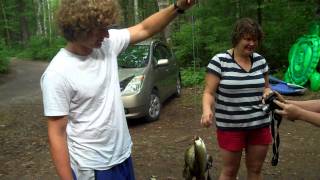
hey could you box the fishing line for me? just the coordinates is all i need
[191,1,199,121]
[192,7,197,119]
[183,2,213,180]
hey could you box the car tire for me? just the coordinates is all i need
[146,90,161,122]
[175,75,182,97]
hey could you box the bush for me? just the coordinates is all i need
[0,39,10,73]
[181,67,206,87]
[0,52,10,73]
[17,36,66,61]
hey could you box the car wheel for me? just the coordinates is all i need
[146,91,161,122]
[175,75,182,97]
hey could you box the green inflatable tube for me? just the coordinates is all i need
[285,34,320,87]
[310,71,320,91]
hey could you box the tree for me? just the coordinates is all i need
[17,0,30,45]
[35,0,43,36]
[134,0,139,23]
[157,0,171,42]
[0,0,10,45]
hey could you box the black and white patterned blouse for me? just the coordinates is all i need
[207,51,271,130]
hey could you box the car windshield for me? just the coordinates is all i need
[118,45,149,68]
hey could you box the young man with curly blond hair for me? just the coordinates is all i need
[40,0,196,179]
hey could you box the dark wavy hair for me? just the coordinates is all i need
[56,0,121,42]
[231,18,264,47]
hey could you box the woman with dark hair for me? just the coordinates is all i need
[41,0,196,179]
[201,18,272,179]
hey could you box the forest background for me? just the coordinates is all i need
[0,0,319,86]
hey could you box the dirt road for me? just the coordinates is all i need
[0,60,319,180]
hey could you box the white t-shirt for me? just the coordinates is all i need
[40,29,132,170]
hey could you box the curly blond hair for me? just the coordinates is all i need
[56,0,121,41]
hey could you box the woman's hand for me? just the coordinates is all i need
[201,110,213,128]
[262,87,273,104]
[262,88,286,104]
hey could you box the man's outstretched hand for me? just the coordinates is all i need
[274,100,299,121]
[176,0,197,10]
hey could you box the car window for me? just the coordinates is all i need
[153,45,163,60]
[153,45,171,61]
[118,45,149,68]
[160,45,172,59]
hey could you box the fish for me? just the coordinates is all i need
[183,136,213,180]
[149,175,157,180]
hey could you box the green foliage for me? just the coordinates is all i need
[271,68,287,80]
[262,1,316,70]
[0,53,10,73]
[0,39,10,73]
[172,23,194,66]
[181,67,206,87]
[172,1,236,67]
[172,0,318,71]
[17,36,66,61]
[0,0,318,72]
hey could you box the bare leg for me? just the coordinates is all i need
[245,144,269,180]
[219,148,242,180]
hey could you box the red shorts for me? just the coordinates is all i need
[217,127,272,152]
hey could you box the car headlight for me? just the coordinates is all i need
[121,75,144,96]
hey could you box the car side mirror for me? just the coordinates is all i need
[157,59,169,66]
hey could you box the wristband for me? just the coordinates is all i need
[174,1,185,14]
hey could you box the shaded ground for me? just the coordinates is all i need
[0,60,319,180]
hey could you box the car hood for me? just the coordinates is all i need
[118,67,145,81]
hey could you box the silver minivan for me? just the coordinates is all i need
[118,40,181,121]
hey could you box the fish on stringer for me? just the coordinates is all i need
[183,136,213,180]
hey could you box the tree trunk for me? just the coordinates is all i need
[316,0,320,19]
[17,0,30,45]
[36,0,43,35]
[257,0,262,25]
[235,0,240,19]
[47,0,52,42]
[42,0,47,37]
[119,0,134,26]
[134,0,139,24]
[156,0,170,43]
[0,0,10,45]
